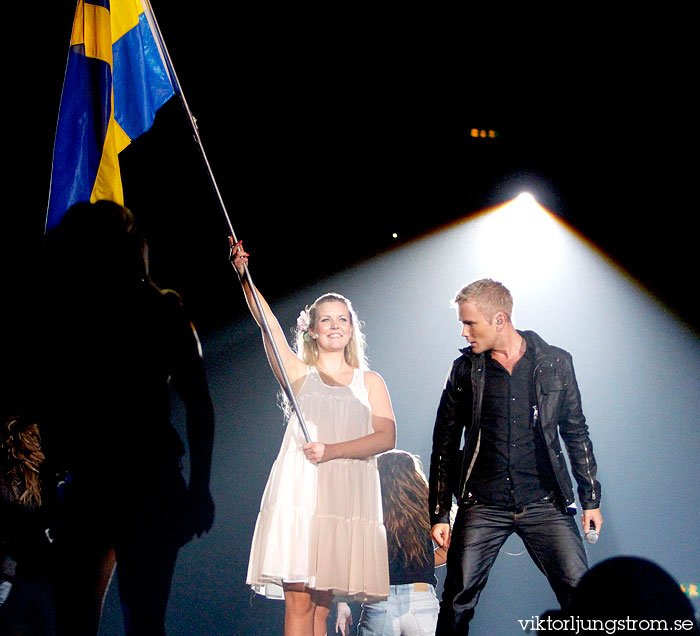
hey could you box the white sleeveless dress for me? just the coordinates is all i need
[246,366,390,602]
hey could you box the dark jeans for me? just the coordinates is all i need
[436,497,588,635]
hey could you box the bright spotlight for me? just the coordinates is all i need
[467,193,566,291]
[516,192,536,205]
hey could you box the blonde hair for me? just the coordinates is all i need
[294,293,368,370]
[1,415,45,508]
[453,278,513,322]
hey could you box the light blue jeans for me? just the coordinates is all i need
[358,583,438,636]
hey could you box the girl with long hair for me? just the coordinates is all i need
[232,244,396,636]
[0,415,54,634]
[337,449,443,636]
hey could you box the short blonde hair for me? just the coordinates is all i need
[453,278,513,322]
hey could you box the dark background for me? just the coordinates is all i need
[2,5,698,635]
[3,5,697,334]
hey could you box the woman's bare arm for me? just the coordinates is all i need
[231,242,306,386]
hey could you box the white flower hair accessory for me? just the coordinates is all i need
[296,308,311,333]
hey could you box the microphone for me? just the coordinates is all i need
[585,524,599,544]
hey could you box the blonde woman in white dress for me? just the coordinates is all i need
[232,243,395,636]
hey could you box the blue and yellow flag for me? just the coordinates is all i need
[47,0,175,231]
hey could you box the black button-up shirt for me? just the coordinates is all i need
[467,342,556,509]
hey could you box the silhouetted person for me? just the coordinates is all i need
[34,201,215,636]
[542,556,699,634]
[0,415,54,635]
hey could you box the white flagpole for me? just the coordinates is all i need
[141,0,312,443]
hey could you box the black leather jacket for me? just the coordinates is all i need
[429,330,601,526]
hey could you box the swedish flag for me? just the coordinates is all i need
[47,0,175,231]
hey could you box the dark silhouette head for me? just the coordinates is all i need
[569,556,697,630]
[43,200,150,288]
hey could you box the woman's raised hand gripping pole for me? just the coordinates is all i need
[229,238,311,443]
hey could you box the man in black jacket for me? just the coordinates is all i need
[429,279,602,635]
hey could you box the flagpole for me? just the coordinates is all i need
[141,0,312,444]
